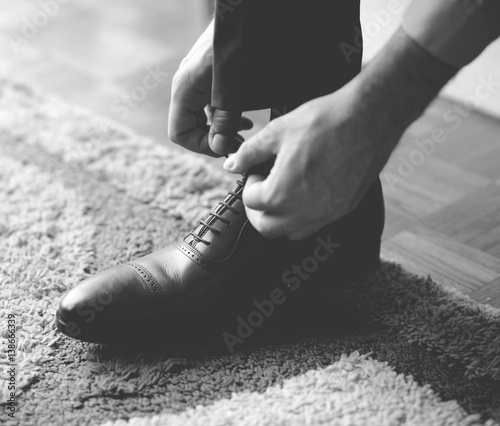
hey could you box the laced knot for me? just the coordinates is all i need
[188,179,245,246]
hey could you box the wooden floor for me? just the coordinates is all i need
[2,0,499,307]
[381,99,500,307]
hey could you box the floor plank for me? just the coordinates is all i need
[382,226,500,294]
[468,278,500,309]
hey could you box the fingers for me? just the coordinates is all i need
[224,115,254,154]
[245,208,295,239]
[246,207,320,240]
[246,203,324,240]
[243,173,298,238]
[242,168,322,241]
[170,104,252,156]
[205,109,253,154]
[204,105,215,124]
[223,126,278,174]
[168,104,214,155]
[243,173,275,212]
[168,71,215,155]
[169,69,245,156]
[240,151,292,213]
[204,106,253,132]
[208,109,244,156]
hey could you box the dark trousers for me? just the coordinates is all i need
[212,0,383,238]
[212,0,362,111]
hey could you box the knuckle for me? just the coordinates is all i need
[263,191,281,210]
[263,183,286,210]
[260,126,276,141]
[211,122,236,136]
[168,130,181,145]
[267,198,282,211]
[239,142,253,160]
[255,128,278,152]
[244,144,258,162]
[212,115,240,133]
[172,70,181,84]
[268,117,286,134]
[171,71,184,91]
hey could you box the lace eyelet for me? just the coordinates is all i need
[188,179,245,246]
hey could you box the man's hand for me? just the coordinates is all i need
[223,87,387,240]
[168,21,253,156]
[223,28,457,240]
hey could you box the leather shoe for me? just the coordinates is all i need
[56,175,384,346]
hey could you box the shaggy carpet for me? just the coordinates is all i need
[0,79,499,426]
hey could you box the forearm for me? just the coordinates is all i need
[342,27,458,168]
[327,0,500,173]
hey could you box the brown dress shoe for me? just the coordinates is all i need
[56,175,384,347]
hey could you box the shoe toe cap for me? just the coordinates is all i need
[56,264,160,343]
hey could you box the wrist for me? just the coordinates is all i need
[356,27,456,128]
[179,20,214,72]
[403,0,500,68]
[174,21,214,89]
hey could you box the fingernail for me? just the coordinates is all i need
[212,134,227,155]
[223,156,235,170]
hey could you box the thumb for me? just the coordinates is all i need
[223,126,278,174]
[209,109,242,156]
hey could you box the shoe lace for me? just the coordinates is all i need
[188,178,245,246]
